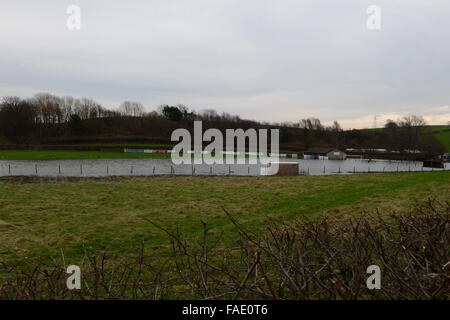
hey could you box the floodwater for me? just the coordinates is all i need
[0,158,448,177]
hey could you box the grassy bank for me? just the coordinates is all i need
[427,125,450,151]
[434,130,450,151]
[0,171,448,266]
[0,150,171,160]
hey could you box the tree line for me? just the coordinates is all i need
[0,93,445,156]
[0,93,254,143]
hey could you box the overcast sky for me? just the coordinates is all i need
[0,1,449,128]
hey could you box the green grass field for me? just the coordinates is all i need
[0,150,171,160]
[425,125,450,132]
[433,128,450,152]
[0,149,296,160]
[0,150,259,160]
[434,131,450,151]
[366,125,450,151]
[425,125,450,151]
[0,172,448,265]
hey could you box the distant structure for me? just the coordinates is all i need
[327,150,347,160]
[304,148,347,160]
[267,162,299,176]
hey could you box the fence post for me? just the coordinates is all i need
[131,166,134,175]
[248,166,250,175]
[153,167,155,175]
[59,164,61,175]
[80,164,83,176]
[229,165,231,176]
[353,166,356,174]
[8,164,11,175]
[210,166,213,175]
[307,167,310,175]
[323,166,325,174]
[35,164,38,176]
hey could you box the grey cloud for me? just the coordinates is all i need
[0,0,449,128]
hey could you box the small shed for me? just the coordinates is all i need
[327,150,347,160]
[265,162,299,176]
[304,148,347,160]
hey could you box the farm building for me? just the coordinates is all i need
[304,148,347,160]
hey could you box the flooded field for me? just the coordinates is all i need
[0,158,448,177]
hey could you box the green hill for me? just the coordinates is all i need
[360,125,450,152]
[426,125,450,151]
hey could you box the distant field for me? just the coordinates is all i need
[0,171,448,265]
[0,149,282,160]
[0,150,171,160]
[434,131,450,151]
[425,125,450,133]
[364,125,450,151]
[427,125,450,151]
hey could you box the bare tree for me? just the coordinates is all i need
[398,115,427,151]
[32,93,64,124]
[299,117,324,131]
[119,101,144,117]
